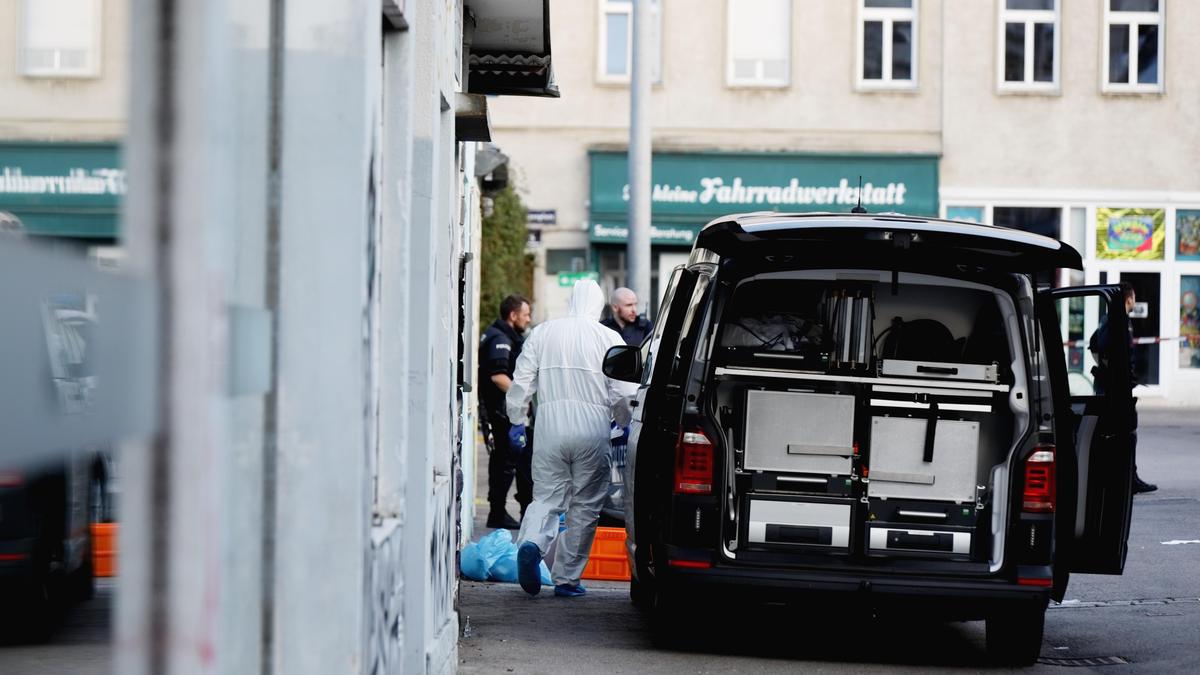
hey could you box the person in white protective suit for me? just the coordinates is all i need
[506,279,636,597]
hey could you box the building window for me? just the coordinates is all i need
[20,0,102,78]
[858,0,918,90]
[993,206,1061,240]
[545,248,589,274]
[998,0,1059,91]
[727,0,791,88]
[598,0,662,84]
[1103,0,1164,93]
[1181,275,1200,369]
[1177,210,1200,261]
[945,206,985,223]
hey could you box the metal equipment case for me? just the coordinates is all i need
[742,390,856,475]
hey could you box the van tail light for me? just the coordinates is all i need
[1022,446,1056,513]
[674,429,713,495]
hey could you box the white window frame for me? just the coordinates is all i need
[856,0,919,91]
[996,0,1061,93]
[597,0,662,85]
[18,0,103,78]
[725,0,792,88]
[1102,0,1165,94]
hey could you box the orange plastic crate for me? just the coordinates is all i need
[91,523,117,577]
[581,526,630,581]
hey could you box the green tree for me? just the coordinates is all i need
[479,184,532,328]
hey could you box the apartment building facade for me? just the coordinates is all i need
[0,0,127,250]
[490,0,1200,403]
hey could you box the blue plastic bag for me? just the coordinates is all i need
[460,540,490,581]
[460,528,551,586]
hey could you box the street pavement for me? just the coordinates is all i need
[458,409,1200,674]
[1,412,1193,673]
[0,579,112,674]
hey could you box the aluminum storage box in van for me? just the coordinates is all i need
[867,415,981,503]
[742,390,855,475]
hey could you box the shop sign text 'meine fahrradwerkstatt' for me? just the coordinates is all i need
[0,142,123,238]
[589,151,939,227]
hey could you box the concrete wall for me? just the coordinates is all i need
[117,0,470,672]
[0,0,129,140]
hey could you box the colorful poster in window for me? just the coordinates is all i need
[1095,207,1165,260]
[1182,275,1200,369]
[1177,210,1200,261]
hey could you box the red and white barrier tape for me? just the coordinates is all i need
[1063,336,1200,347]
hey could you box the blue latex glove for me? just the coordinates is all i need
[507,424,528,451]
[616,425,630,445]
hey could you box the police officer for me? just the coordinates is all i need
[479,295,534,528]
[600,287,653,346]
[1089,282,1157,494]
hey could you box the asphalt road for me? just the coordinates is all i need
[3,412,1194,673]
[0,579,112,674]
[459,409,1200,674]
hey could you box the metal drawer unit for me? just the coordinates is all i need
[743,390,856,476]
[879,359,999,383]
[866,523,974,559]
[866,497,983,560]
[743,496,854,551]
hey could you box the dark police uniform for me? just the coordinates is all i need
[479,318,533,518]
[1090,313,1154,491]
[600,314,653,347]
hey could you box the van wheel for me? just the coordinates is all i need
[985,605,1045,666]
[629,573,653,609]
[647,586,683,648]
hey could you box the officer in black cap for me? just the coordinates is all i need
[479,294,534,528]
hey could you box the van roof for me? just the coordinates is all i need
[696,211,1082,271]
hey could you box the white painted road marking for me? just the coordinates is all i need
[1161,539,1200,545]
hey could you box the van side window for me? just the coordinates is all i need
[642,266,684,385]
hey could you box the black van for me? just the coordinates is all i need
[603,212,1135,666]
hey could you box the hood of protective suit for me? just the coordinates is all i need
[567,280,605,320]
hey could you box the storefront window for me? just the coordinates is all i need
[1095,207,1164,260]
[545,248,588,274]
[994,206,1060,239]
[946,206,984,223]
[1123,272,1160,385]
[1181,275,1200,369]
[1176,210,1200,261]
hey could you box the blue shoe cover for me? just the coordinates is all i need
[554,583,586,598]
[517,542,542,596]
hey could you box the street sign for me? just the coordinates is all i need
[528,209,557,226]
[557,270,598,287]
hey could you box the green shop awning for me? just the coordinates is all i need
[0,142,123,239]
[589,150,940,241]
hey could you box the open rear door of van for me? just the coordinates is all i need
[1040,285,1135,579]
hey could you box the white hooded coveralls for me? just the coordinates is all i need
[507,280,636,587]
